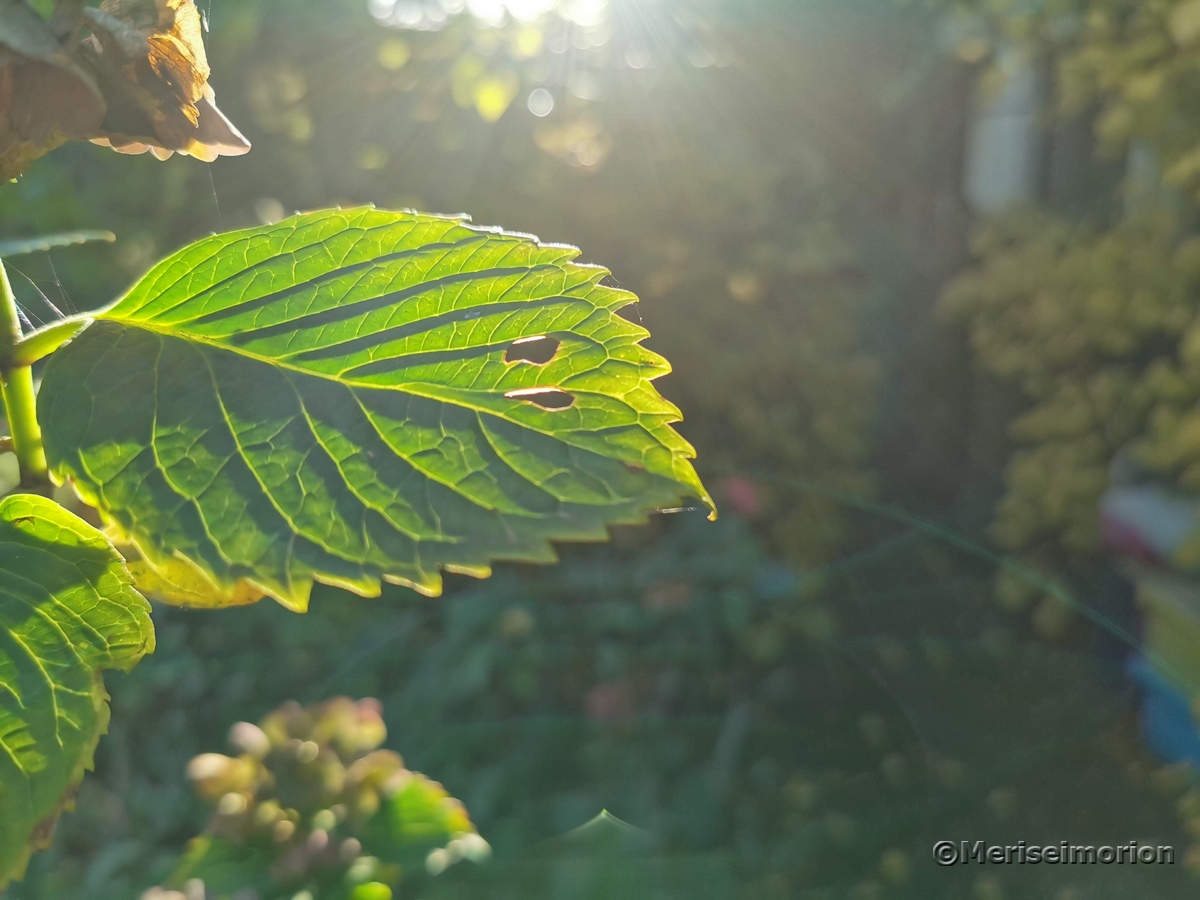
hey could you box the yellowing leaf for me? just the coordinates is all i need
[85,0,250,161]
[127,554,265,609]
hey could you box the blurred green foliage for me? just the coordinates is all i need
[934,0,1200,636]
[12,512,1199,899]
[943,212,1200,557]
[936,0,1200,197]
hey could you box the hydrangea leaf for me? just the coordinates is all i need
[39,208,713,612]
[0,493,153,888]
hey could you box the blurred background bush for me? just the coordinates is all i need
[9,0,1200,897]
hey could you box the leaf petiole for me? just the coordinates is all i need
[0,258,50,491]
[9,315,92,367]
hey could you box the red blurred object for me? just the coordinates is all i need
[584,679,637,723]
[718,476,762,520]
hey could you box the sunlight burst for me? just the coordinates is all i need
[369,0,609,29]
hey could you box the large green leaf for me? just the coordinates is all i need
[39,208,713,612]
[0,493,153,887]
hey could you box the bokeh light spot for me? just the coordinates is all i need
[377,38,412,70]
[527,87,554,117]
[474,73,520,122]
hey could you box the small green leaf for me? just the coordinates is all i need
[0,231,115,258]
[547,810,651,855]
[40,208,713,611]
[0,493,153,887]
[363,768,478,864]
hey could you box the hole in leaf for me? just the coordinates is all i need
[623,462,646,475]
[505,335,561,365]
[505,387,576,410]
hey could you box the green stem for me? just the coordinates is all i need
[0,259,49,492]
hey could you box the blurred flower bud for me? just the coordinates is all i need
[253,800,284,830]
[311,808,337,832]
[425,847,451,876]
[339,837,363,863]
[217,792,249,817]
[187,753,257,801]
[349,884,391,900]
[306,828,330,854]
[346,855,380,884]
[352,786,381,822]
[450,832,492,863]
[228,722,270,759]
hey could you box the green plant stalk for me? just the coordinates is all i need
[0,258,49,489]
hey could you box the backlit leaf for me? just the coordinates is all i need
[39,208,713,612]
[0,493,153,887]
